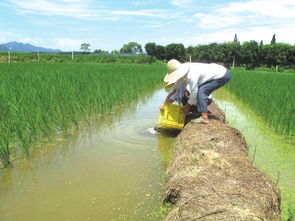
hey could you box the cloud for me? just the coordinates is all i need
[219,0,295,19]
[53,38,86,50]
[192,0,295,30]
[5,0,117,20]
[171,0,195,8]
[5,0,177,21]
[194,13,245,29]
[112,9,175,19]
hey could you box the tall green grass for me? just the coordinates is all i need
[225,70,295,143]
[0,63,165,167]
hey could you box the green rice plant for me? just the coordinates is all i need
[225,70,295,143]
[0,63,165,167]
[0,123,12,168]
[287,207,294,221]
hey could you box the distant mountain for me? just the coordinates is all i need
[0,45,8,52]
[0,41,62,53]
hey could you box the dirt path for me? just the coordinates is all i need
[163,103,281,221]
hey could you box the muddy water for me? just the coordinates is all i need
[0,89,175,221]
[214,88,295,220]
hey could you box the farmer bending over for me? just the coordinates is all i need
[161,82,212,114]
[162,59,230,124]
[161,82,188,106]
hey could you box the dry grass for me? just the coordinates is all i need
[163,103,281,221]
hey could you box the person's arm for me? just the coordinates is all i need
[183,76,199,114]
[160,89,176,110]
[183,102,191,114]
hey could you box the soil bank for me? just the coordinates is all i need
[163,103,281,221]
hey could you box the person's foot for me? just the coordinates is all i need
[191,118,209,124]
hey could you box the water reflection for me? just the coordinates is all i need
[157,131,178,170]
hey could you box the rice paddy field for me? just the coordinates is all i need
[224,69,295,143]
[0,63,165,168]
[0,63,294,220]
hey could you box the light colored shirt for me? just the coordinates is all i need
[183,63,227,105]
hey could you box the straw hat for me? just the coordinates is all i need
[164,59,190,86]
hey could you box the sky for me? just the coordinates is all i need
[0,0,294,52]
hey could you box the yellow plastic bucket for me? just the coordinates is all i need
[158,104,185,130]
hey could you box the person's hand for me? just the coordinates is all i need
[160,104,165,111]
[183,103,191,114]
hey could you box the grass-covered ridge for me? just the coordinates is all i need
[0,63,165,167]
[225,69,295,143]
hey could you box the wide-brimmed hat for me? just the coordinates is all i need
[164,59,190,86]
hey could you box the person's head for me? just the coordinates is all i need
[163,59,190,87]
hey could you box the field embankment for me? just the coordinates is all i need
[163,103,281,220]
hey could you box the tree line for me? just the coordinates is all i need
[145,37,295,69]
[81,34,295,69]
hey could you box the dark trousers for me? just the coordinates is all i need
[197,70,231,112]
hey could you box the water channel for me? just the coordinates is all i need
[0,88,294,220]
